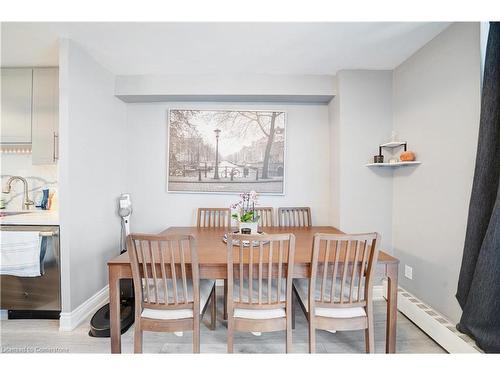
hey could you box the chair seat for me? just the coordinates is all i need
[141,279,215,320]
[234,307,286,320]
[293,279,366,319]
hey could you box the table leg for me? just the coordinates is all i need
[109,267,121,354]
[386,263,399,353]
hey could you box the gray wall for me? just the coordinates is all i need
[392,23,481,322]
[59,40,128,311]
[331,70,394,252]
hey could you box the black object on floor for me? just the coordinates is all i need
[8,310,61,320]
[89,279,135,338]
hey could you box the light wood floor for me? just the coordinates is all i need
[0,288,446,353]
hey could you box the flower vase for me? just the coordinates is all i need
[238,221,258,234]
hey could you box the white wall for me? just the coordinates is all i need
[331,70,394,251]
[392,23,481,322]
[58,40,127,311]
[126,102,332,233]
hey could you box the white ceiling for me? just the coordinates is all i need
[1,22,450,75]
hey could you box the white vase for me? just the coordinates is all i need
[238,221,258,234]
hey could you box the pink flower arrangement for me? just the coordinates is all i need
[230,191,259,223]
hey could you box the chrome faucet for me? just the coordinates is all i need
[2,176,35,210]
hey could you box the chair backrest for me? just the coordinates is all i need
[227,233,295,309]
[309,233,380,309]
[278,207,312,227]
[197,207,231,228]
[127,233,199,314]
[255,207,274,227]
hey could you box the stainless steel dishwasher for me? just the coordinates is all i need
[0,225,61,319]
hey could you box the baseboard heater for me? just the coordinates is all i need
[395,286,482,353]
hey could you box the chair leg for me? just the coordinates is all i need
[308,317,315,353]
[365,306,375,353]
[210,287,216,330]
[223,279,228,320]
[193,318,200,354]
[134,322,142,354]
[291,293,296,330]
[286,316,293,353]
[227,315,234,353]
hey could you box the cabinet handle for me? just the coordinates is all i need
[53,132,59,162]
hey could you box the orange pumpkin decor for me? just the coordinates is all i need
[400,151,416,162]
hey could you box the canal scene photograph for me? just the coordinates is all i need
[167,109,286,194]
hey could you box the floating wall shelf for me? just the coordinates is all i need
[379,141,407,149]
[365,161,421,168]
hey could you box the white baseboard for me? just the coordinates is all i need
[395,287,481,353]
[59,285,109,331]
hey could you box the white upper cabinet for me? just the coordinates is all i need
[32,68,59,165]
[1,68,33,144]
[1,67,59,165]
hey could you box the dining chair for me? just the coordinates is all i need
[226,233,296,353]
[278,207,312,227]
[255,206,274,227]
[127,233,216,353]
[197,207,231,228]
[293,232,380,353]
[196,207,231,320]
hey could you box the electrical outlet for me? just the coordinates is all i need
[404,265,413,280]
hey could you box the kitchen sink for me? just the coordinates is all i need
[0,211,32,217]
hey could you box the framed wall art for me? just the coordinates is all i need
[167,109,286,194]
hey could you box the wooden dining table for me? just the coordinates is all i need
[107,226,399,353]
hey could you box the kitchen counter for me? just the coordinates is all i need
[0,210,59,226]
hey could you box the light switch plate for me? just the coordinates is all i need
[404,264,413,280]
